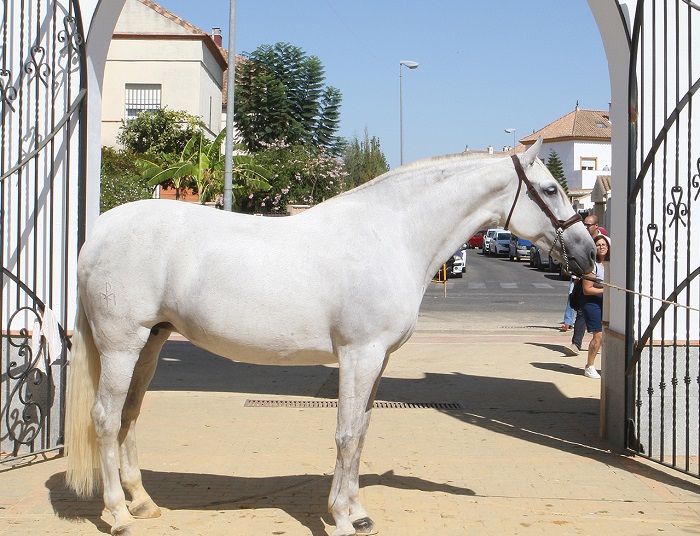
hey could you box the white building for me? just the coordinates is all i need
[101,0,227,147]
[521,105,612,214]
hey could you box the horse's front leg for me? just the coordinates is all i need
[329,345,388,536]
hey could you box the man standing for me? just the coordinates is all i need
[563,214,604,356]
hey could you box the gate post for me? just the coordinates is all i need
[587,0,633,449]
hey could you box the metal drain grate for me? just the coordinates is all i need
[244,399,464,410]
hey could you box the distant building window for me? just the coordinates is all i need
[125,84,161,120]
[581,157,597,171]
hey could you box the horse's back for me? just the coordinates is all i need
[79,199,422,365]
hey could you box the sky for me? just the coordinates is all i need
[154,0,611,169]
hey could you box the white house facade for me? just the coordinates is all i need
[101,0,227,148]
[521,106,612,214]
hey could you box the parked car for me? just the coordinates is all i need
[547,254,571,280]
[509,235,532,261]
[482,228,501,255]
[446,248,466,278]
[529,246,570,280]
[467,229,487,249]
[490,230,512,256]
[530,246,550,270]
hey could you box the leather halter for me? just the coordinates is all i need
[504,155,582,232]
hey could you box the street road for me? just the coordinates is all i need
[420,248,571,327]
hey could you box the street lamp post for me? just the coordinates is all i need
[399,60,419,165]
[504,128,516,155]
[223,0,237,211]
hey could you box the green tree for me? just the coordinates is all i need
[100,147,153,213]
[343,129,390,188]
[116,107,205,157]
[139,129,272,204]
[234,43,343,155]
[240,140,349,213]
[546,150,569,193]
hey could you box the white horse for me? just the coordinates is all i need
[65,138,595,536]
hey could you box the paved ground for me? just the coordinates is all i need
[1,309,699,535]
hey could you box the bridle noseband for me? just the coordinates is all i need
[504,155,583,272]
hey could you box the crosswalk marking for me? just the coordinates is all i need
[533,282,554,289]
[466,282,555,290]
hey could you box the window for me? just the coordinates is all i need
[124,84,161,120]
[580,157,597,171]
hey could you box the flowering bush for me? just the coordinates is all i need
[242,140,350,213]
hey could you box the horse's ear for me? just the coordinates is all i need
[520,136,543,168]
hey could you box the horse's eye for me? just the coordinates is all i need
[544,185,557,196]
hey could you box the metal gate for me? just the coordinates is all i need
[625,0,700,476]
[1,0,86,465]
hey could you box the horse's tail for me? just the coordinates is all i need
[65,297,102,497]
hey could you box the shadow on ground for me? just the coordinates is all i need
[47,469,474,536]
[148,341,700,495]
[49,340,700,533]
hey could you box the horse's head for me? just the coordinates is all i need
[503,138,596,276]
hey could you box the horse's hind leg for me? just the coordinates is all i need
[93,349,143,536]
[119,326,171,519]
[329,345,388,536]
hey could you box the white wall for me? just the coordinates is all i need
[538,140,611,190]
[101,1,225,147]
[87,0,128,231]
[102,40,224,145]
[588,0,632,339]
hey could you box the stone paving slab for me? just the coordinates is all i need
[1,315,699,535]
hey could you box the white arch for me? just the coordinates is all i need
[84,0,127,230]
[78,1,646,449]
[587,0,633,340]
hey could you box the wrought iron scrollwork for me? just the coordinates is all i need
[0,68,18,111]
[58,16,84,55]
[692,157,700,201]
[646,223,663,263]
[666,185,689,228]
[24,46,51,88]
[4,307,52,455]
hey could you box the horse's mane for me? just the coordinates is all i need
[335,151,505,199]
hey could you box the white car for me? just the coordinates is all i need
[490,230,512,256]
[447,248,466,277]
[482,228,502,255]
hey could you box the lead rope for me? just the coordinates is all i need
[580,275,700,313]
[556,232,699,312]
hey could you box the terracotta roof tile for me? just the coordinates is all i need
[521,107,611,144]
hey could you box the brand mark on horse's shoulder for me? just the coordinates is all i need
[101,282,116,307]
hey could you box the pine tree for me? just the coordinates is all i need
[546,150,569,193]
[234,43,343,155]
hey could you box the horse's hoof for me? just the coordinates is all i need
[111,521,137,536]
[352,517,377,535]
[129,498,161,519]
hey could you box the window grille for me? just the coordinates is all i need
[125,84,161,120]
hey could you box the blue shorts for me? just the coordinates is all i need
[581,295,603,332]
